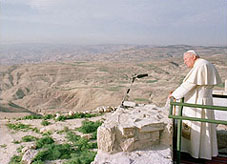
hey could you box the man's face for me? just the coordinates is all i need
[183,53,196,68]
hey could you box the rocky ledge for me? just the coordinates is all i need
[92,102,173,164]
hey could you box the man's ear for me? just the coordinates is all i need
[193,55,197,60]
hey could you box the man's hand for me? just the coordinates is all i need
[168,91,173,99]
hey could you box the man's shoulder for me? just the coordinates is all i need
[194,58,210,68]
[197,58,209,64]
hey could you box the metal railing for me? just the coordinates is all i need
[168,97,227,164]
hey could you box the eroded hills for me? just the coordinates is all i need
[0,44,226,117]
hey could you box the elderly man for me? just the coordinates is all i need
[169,50,222,160]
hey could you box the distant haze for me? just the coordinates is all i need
[1,0,227,46]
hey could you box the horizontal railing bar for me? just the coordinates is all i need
[169,115,227,125]
[170,102,227,111]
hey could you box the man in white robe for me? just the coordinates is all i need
[169,50,222,160]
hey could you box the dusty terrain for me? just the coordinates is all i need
[0,46,227,117]
[0,112,109,164]
[0,45,226,164]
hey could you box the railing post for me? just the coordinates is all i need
[170,98,177,162]
[176,98,184,164]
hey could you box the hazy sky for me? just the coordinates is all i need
[1,0,227,45]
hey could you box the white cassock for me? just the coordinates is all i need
[172,58,222,160]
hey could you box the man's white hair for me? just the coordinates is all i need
[184,50,200,57]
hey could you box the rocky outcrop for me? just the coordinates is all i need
[92,145,172,164]
[21,149,39,164]
[95,106,116,113]
[97,103,171,154]
[93,103,172,164]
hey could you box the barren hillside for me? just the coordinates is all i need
[0,45,226,116]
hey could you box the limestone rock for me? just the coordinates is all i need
[92,145,172,164]
[55,113,61,120]
[97,125,119,153]
[21,149,39,164]
[21,144,36,153]
[95,106,116,113]
[160,119,173,146]
[40,127,47,133]
[68,111,74,116]
[82,110,90,114]
[97,105,171,154]
[22,147,30,154]
[104,106,115,113]
[96,106,104,113]
[122,101,136,108]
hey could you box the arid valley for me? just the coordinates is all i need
[1,44,227,117]
[0,44,227,164]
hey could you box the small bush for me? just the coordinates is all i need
[43,114,54,120]
[17,114,55,120]
[75,138,97,150]
[9,155,22,164]
[21,135,38,142]
[56,115,66,121]
[57,126,69,134]
[41,120,51,126]
[77,120,102,134]
[74,138,90,151]
[0,144,7,148]
[66,131,97,150]
[17,146,24,153]
[55,113,99,121]
[68,113,99,119]
[88,142,97,149]
[7,122,31,131]
[91,131,97,140]
[66,131,81,143]
[35,136,55,149]
[33,144,72,162]
[32,127,40,133]
[12,140,21,144]
[42,131,52,136]
[19,115,43,120]
[64,150,97,164]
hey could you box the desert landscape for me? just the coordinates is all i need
[1,44,227,116]
[0,44,227,164]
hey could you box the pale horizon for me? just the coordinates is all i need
[1,0,227,46]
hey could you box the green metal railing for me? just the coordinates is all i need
[168,97,227,164]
